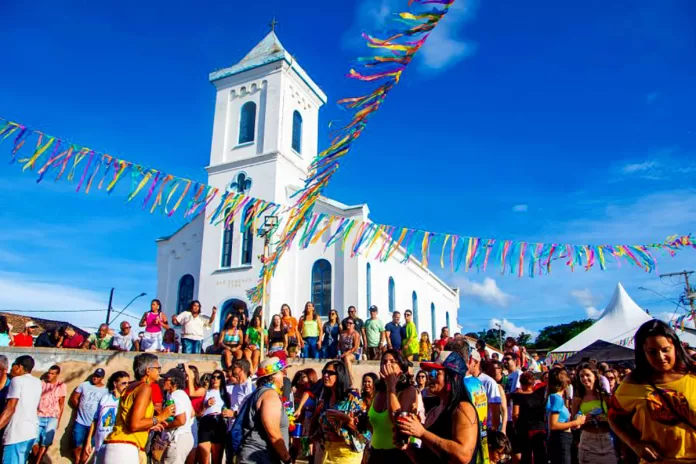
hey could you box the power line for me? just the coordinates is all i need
[0,308,141,320]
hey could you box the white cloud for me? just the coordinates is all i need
[512,204,528,213]
[0,271,140,330]
[458,277,513,307]
[417,0,478,72]
[585,306,602,319]
[571,288,598,307]
[622,161,658,174]
[489,318,537,338]
[344,0,478,74]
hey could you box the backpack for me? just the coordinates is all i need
[226,386,272,457]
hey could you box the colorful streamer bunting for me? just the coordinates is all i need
[3,114,695,305]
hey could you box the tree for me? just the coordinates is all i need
[516,332,532,347]
[533,319,594,350]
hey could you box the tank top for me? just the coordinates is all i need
[339,332,355,352]
[268,328,285,345]
[246,327,264,347]
[579,398,607,416]
[145,312,162,333]
[106,383,154,450]
[0,332,10,347]
[238,386,289,464]
[368,402,395,450]
[302,319,319,338]
[223,329,241,344]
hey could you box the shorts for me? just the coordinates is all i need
[366,347,381,360]
[36,417,59,446]
[198,415,226,445]
[72,422,94,447]
[99,443,140,464]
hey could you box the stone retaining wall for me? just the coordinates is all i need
[1,347,380,464]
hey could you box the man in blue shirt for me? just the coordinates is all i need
[384,311,402,351]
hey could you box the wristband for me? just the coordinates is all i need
[152,416,159,426]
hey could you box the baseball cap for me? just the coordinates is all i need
[93,368,106,378]
[162,368,186,384]
[369,305,378,312]
[25,321,38,328]
[420,351,468,377]
[470,350,481,362]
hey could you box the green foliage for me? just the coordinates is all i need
[516,332,532,347]
[532,319,594,350]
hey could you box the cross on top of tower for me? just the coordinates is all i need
[269,16,279,32]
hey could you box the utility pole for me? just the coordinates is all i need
[105,288,115,326]
[660,270,695,313]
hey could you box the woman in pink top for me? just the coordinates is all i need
[139,299,169,352]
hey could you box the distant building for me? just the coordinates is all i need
[0,312,89,340]
[156,31,461,338]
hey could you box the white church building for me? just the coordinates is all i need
[155,31,461,340]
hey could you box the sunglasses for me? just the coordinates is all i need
[346,322,354,325]
[149,366,162,371]
[606,376,616,381]
[123,326,131,329]
[322,369,338,377]
[212,375,223,380]
[503,358,513,362]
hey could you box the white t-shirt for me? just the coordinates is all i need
[94,393,119,451]
[167,390,194,440]
[4,373,42,445]
[229,378,255,413]
[202,390,224,416]
[177,312,212,341]
[111,331,139,351]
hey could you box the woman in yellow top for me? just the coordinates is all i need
[609,320,696,464]
[401,310,419,363]
[419,332,432,362]
[571,362,616,464]
[298,302,323,359]
[101,353,174,464]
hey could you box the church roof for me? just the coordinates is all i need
[209,31,327,103]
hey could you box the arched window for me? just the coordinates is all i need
[388,277,395,313]
[311,259,332,317]
[366,263,372,312]
[446,312,451,332]
[221,214,234,268]
[221,298,247,331]
[430,303,436,339]
[240,206,254,265]
[177,274,195,314]
[292,110,303,154]
[239,102,257,144]
[412,291,418,327]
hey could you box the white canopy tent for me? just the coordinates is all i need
[551,283,652,354]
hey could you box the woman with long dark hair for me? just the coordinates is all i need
[244,314,267,373]
[196,369,230,464]
[367,349,420,462]
[361,373,378,410]
[322,310,341,359]
[183,364,205,464]
[218,315,243,369]
[511,371,546,464]
[299,302,323,359]
[608,319,696,463]
[570,362,615,464]
[139,299,169,352]
[309,361,369,463]
[396,351,481,464]
[0,315,13,347]
[281,304,302,358]
[546,367,586,464]
[268,314,288,357]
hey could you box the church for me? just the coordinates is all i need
[155,30,461,342]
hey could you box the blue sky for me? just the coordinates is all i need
[1,0,695,336]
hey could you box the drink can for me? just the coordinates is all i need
[394,411,410,447]
[291,423,303,438]
[165,399,176,422]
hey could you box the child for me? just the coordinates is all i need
[419,332,432,362]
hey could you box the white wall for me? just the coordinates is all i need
[155,214,204,315]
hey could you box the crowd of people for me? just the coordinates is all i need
[1,304,696,464]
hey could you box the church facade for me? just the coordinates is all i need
[155,31,461,341]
